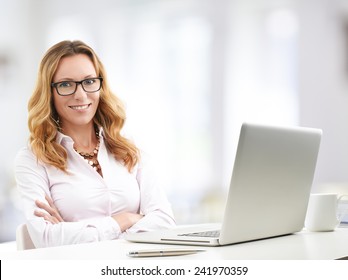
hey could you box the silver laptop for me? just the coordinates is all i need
[126,123,322,246]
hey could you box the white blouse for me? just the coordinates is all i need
[15,130,175,248]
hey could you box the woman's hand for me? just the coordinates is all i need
[34,195,64,224]
[112,212,144,232]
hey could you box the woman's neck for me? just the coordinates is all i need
[61,123,99,153]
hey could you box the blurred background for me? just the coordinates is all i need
[1,0,348,242]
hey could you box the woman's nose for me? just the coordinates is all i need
[73,84,88,99]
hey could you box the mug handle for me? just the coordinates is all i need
[337,195,348,223]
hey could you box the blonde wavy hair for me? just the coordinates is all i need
[28,40,139,172]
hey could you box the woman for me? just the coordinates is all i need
[15,40,175,248]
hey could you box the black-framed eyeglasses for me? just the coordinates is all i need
[51,77,103,96]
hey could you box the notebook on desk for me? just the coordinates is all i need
[126,123,322,246]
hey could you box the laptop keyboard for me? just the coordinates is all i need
[178,230,220,238]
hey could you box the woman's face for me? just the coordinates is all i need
[52,54,100,132]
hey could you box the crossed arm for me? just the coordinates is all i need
[35,195,144,232]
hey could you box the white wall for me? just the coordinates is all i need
[298,0,348,192]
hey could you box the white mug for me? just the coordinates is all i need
[305,193,348,232]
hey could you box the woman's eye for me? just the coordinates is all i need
[58,81,73,88]
[83,79,95,86]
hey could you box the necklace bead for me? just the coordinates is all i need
[74,135,102,174]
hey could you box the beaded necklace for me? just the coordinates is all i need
[74,133,102,175]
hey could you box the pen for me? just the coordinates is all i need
[127,249,205,257]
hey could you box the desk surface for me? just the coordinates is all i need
[1,227,348,260]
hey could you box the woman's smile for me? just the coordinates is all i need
[69,103,92,111]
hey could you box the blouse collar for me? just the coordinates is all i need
[56,126,104,145]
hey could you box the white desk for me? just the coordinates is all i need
[1,227,348,260]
